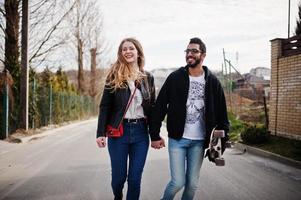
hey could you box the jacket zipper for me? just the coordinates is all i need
[204,73,208,131]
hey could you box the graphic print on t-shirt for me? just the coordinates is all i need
[186,80,205,124]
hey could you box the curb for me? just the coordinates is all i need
[10,118,98,143]
[233,142,301,169]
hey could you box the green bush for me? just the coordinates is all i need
[228,112,245,142]
[241,123,269,144]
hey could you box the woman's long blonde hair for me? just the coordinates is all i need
[106,38,145,90]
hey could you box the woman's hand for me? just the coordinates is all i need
[96,137,107,148]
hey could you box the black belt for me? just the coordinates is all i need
[123,118,146,123]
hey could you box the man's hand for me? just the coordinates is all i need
[151,138,165,149]
[96,137,106,148]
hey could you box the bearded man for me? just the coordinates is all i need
[150,37,229,200]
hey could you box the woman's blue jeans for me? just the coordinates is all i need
[108,120,149,200]
[162,138,205,200]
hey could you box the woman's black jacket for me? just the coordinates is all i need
[149,66,229,150]
[96,71,156,138]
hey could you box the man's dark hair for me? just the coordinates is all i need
[189,37,206,53]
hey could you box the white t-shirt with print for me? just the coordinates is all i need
[183,73,206,140]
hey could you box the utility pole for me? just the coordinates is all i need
[222,49,228,91]
[223,49,233,111]
[20,0,29,130]
[221,63,224,87]
[288,0,291,38]
[236,51,239,67]
[228,60,232,111]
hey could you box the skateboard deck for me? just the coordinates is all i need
[205,127,225,166]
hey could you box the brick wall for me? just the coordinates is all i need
[269,38,301,140]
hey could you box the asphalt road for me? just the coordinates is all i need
[0,119,300,200]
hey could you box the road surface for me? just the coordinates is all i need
[0,119,300,200]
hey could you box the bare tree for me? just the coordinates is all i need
[89,47,97,97]
[66,0,105,94]
[86,4,107,98]
[0,1,5,66]
[0,0,78,133]
[0,0,21,133]
[75,0,84,93]
[28,0,76,68]
[0,0,78,70]
[3,0,20,77]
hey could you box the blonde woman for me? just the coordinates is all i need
[96,38,156,200]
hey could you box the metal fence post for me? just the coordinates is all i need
[32,77,36,129]
[68,95,72,119]
[61,92,65,117]
[49,84,52,124]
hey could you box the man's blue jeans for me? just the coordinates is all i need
[108,120,149,200]
[162,138,205,200]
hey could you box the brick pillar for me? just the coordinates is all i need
[269,38,301,140]
[269,39,283,136]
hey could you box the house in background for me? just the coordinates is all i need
[250,67,271,81]
[234,67,270,100]
[151,67,177,95]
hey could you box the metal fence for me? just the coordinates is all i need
[0,70,98,139]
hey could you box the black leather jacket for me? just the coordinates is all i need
[96,71,156,138]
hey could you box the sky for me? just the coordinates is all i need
[99,0,300,74]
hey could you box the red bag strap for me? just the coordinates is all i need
[118,86,137,127]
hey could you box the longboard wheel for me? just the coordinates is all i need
[213,130,225,138]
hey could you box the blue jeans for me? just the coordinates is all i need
[162,138,205,200]
[108,120,149,200]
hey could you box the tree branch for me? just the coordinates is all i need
[30,0,50,15]
[31,40,64,60]
[31,56,48,70]
[29,1,76,62]
[30,1,58,30]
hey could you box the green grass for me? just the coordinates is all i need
[251,135,301,162]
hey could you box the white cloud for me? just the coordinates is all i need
[100,0,300,73]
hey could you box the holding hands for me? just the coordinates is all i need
[151,137,165,149]
[97,137,166,149]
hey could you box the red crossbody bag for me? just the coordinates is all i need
[106,87,137,137]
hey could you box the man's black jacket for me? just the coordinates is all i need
[96,71,156,138]
[149,66,229,149]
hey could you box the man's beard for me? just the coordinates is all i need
[186,57,201,68]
